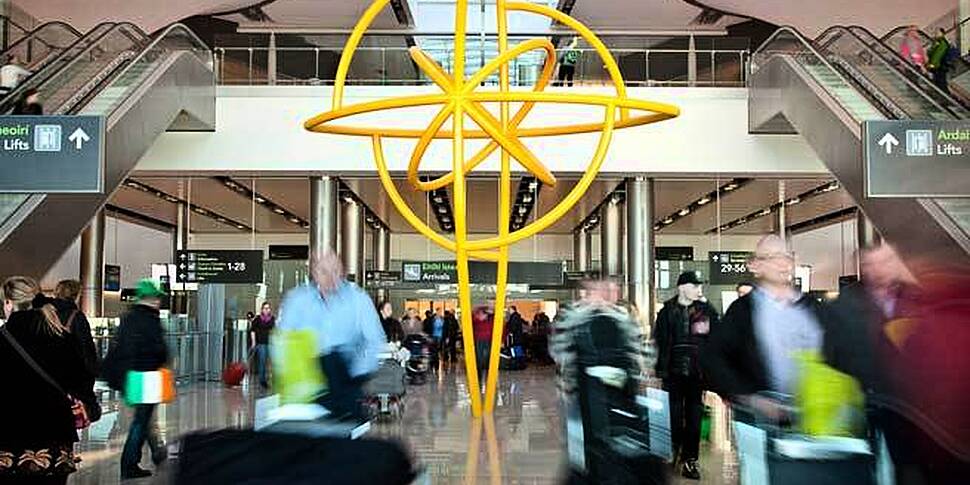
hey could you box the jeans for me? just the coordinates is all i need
[665,375,703,461]
[121,404,157,470]
[557,64,575,87]
[254,344,269,386]
[475,341,491,383]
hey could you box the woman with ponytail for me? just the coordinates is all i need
[1,276,91,485]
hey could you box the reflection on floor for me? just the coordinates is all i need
[69,364,735,484]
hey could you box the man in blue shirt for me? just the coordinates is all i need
[277,250,386,419]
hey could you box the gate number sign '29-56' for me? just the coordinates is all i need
[0,115,104,193]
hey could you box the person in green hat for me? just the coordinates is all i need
[110,279,169,480]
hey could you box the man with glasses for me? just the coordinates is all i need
[702,235,825,420]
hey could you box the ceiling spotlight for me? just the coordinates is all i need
[522,195,533,203]
[165,196,178,203]
[433,195,444,203]
[365,214,375,223]
[697,196,711,206]
[194,207,207,214]
[759,208,771,216]
[302,222,311,229]
[589,216,599,225]
[273,207,285,215]
[288,217,300,224]
[528,181,538,191]
[518,206,528,214]
[255,196,266,204]
[437,206,448,214]
[126,181,139,188]
[236,224,246,230]
[678,208,691,216]
[441,216,451,222]
[663,217,674,224]
[786,198,801,206]
[724,184,738,191]
[654,223,662,231]
[342,195,354,203]
[224,181,237,189]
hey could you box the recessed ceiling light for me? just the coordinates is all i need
[759,209,771,216]
[678,208,691,216]
[663,217,674,224]
[724,184,737,191]
[255,196,266,204]
[697,197,711,205]
[273,207,285,214]
[786,198,801,206]
[288,217,300,223]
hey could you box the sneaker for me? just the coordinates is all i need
[681,459,701,480]
[121,466,153,480]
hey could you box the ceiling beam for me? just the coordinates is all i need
[122,179,254,232]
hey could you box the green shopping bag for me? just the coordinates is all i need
[272,329,327,405]
[794,351,865,437]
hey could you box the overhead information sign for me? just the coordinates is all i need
[176,250,263,284]
[864,120,970,197]
[365,270,402,288]
[708,251,753,285]
[0,115,104,193]
[401,261,564,286]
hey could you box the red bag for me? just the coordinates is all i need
[222,362,247,387]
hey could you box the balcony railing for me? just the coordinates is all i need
[214,45,749,87]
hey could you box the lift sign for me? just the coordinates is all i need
[0,115,104,193]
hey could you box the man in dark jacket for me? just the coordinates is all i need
[702,236,825,420]
[653,271,719,480]
[116,279,170,480]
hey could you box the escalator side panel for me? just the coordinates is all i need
[0,51,214,279]
[750,54,969,268]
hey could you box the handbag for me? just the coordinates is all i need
[1,326,90,429]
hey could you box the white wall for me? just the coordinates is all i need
[134,86,828,177]
[791,219,858,291]
[42,217,173,290]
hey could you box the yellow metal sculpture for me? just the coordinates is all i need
[305,0,680,417]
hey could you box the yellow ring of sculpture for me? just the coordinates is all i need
[304,0,680,417]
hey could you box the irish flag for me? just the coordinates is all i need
[125,369,176,405]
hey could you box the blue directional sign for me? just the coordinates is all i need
[0,115,104,193]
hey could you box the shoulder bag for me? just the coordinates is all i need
[1,325,91,429]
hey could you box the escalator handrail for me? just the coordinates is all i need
[0,21,122,110]
[14,22,148,113]
[753,26,864,98]
[815,25,956,120]
[82,22,212,120]
[846,24,968,119]
[0,14,30,36]
[1,21,83,56]
[881,25,934,45]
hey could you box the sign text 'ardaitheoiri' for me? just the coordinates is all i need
[0,115,104,193]
[175,250,263,284]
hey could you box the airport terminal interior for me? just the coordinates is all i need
[0,0,969,484]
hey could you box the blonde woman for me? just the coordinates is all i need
[0,276,92,485]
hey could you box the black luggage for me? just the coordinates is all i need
[176,429,417,485]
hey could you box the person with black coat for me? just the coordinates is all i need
[378,300,404,343]
[443,310,460,363]
[110,280,170,480]
[652,271,719,480]
[1,276,93,485]
[12,87,42,115]
[701,236,826,421]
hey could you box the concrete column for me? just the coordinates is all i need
[573,229,589,271]
[79,209,105,316]
[267,32,277,85]
[310,176,339,257]
[776,180,787,240]
[341,198,365,284]
[855,210,882,278]
[374,225,391,301]
[600,194,623,278]
[626,177,655,323]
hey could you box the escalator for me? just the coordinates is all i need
[881,25,970,108]
[0,23,215,278]
[749,26,970,272]
[0,21,81,76]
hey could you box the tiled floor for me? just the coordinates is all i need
[69,364,735,484]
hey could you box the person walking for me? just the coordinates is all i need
[277,250,386,420]
[0,276,94,485]
[702,235,826,420]
[926,28,953,93]
[899,26,928,73]
[443,309,460,363]
[556,37,581,87]
[378,300,404,343]
[472,307,494,384]
[113,280,170,480]
[249,302,276,389]
[653,271,720,480]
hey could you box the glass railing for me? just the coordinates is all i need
[1,21,81,71]
[0,15,30,51]
[215,44,749,87]
[816,26,953,121]
[80,23,212,117]
[752,27,886,123]
[882,25,970,107]
[0,22,119,112]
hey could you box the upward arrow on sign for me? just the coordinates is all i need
[68,127,90,150]
[878,133,900,154]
